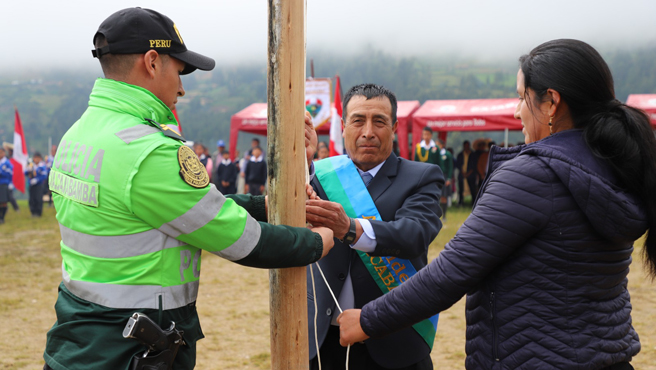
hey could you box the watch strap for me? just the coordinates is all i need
[340,218,357,245]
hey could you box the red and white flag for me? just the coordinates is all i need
[11,108,28,193]
[171,108,182,135]
[329,75,344,156]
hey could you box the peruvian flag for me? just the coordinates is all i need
[172,108,182,135]
[11,108,28,193]
[329,75,343,156]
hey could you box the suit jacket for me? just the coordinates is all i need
[307,152,444,368]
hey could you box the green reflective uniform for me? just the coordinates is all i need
[44,78,322,370]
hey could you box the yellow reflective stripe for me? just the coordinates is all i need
[59,224,186,258]
[62,265,198,309]
[158,184,226,237]
[115,125,159,144]
[213,215,261,261]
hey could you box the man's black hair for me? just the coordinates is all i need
[342,83,397,124]
[422,126,433,133]
[33,152,43,158]
[94,34,141,78]
[463,140,470,145]
[252,138,260,144]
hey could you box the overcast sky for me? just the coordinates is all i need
[2,0,655,72]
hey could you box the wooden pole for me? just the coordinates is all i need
[267,1,308,369]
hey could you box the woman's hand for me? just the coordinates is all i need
[337,309,369,346]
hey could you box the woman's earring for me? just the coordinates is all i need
[548,116,553,135]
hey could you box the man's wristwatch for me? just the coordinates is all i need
[339,218,357,245]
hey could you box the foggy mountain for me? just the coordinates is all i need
[1,46,654,156]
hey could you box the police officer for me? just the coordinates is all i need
[43,8,333,370]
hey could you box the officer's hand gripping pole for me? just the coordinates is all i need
[123,312,185,370]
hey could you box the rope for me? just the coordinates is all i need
[312,262,350,370]
[310,263,322,369]
[306,147,350,370]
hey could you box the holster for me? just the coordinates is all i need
[129,349,176,370]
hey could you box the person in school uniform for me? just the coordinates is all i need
[413,127,439,165]
[216,150,238,195]
[244,146,267,196]
[0,147,13,224]
[25,152,48,217]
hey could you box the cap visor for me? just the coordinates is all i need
[171,50,215,75]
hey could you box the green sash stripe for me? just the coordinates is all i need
[314,156,438,349]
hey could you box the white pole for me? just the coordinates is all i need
[504,128,508,148]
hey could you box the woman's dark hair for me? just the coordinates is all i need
[520,39,656,277]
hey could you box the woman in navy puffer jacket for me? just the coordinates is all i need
[338,39,656,370]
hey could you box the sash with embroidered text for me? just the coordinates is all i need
[314,155,439,349]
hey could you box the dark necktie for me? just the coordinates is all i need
[361,172,373,187]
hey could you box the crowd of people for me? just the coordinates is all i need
[189,136,341,198]
[414,129,519,219]
[189,137,269,196]
[0,143,58,224]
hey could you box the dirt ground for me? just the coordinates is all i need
[1,204,655,369]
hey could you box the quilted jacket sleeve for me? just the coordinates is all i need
[360,155,554,338]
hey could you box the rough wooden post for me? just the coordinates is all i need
[267,1,308,369]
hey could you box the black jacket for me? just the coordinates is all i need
[361,130,647,369]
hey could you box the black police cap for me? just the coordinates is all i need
[92,7,215,75]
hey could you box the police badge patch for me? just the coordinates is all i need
[178,146,210,188]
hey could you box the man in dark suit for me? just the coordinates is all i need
[305,84,444,370]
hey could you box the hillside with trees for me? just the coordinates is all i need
[1,45,654,155]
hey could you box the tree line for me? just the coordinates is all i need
[0,45,654,154]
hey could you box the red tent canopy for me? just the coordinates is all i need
[394,100,421,159]
[229,103,331,160]
[626,94,656,127]
[230,101,421,160]
[411,98,521,157]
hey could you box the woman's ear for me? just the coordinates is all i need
[546,88,561,117]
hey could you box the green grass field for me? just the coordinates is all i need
[1,202,654,369]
